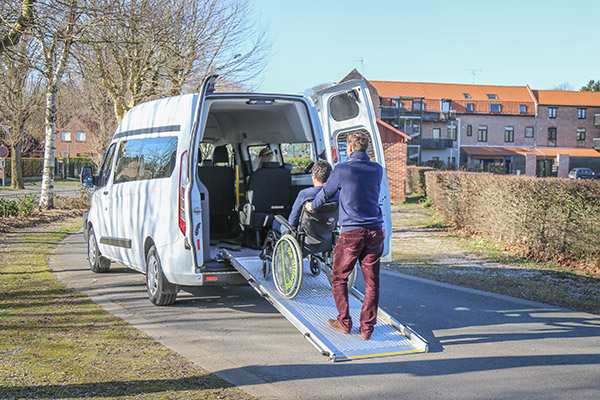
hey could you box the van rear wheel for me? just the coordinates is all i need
[88,227,111,273]
[146,245,178,306]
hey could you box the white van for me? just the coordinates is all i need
[82,76,393,305]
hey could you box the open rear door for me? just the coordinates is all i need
[185,75,218,268]
[316,80,392,261]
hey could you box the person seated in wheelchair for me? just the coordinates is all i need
[272,160,338,236]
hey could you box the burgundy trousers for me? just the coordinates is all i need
[331,226,384,335]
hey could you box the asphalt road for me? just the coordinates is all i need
[50,230,600,400]
[0,182,81,200]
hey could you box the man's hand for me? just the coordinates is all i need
[305,201,313,213]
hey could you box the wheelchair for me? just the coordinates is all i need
[260,201,357,299]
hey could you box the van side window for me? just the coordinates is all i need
[329,90,360,121]
[98,143,117,187]
[280,143,313,174]
[113,136,178,184]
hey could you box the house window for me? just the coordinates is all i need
[412,100,423,111]
[549,107,557,119]
[466,103,474,113]
[548,127,557,147]
[61,131,71,141]
[432,156,439,161]
[519,104,527,114]
[463,93,471,99]
[76,131,86,142]
[467,125,473,136]
[486,94,498,99]
[576,128,586,147]
[525,126,534,138]
[478,126,488,142]
[504,127,514,143]
[448,124,457,140]
[441,100,451,113]
[578,108,586,119]
[490,103,501,113]
[432,128,441,139]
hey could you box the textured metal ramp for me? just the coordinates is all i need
[228,255,428,361]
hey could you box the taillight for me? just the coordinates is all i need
[178,151,188,235]
[332,146,338,163]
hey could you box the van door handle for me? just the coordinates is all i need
[193,207,201,214]
[103,191,109,195]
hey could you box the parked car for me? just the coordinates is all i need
[568,168,599,180]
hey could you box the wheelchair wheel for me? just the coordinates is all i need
[272,234,303,299]
[326,261,358,290]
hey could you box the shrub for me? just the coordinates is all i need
[406,166,434,196]
[425,170,600,267]
[0,194,38,217]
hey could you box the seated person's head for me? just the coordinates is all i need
[347,132,369,153]
[311,160,332,186]
[257,147,274,169]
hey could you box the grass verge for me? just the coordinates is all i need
[389,202,600,315]
[0,222,253,400]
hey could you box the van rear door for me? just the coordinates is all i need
[185,75,217,268]
[316,80,393,260]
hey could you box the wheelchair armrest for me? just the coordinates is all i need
[274,214,295,233]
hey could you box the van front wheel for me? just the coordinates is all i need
[146,245,178,306]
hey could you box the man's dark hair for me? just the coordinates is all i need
[347,132,369,151]
[312,160,332,184]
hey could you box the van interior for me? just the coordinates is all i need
[198,97,318,251]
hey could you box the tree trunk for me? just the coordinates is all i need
[39,88,58,209]
[10,140,24,189]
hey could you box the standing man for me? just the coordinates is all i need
[307,132,384,340]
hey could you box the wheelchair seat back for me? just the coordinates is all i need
[298,201,338,256]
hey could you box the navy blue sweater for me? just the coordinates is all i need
[311,150,383,231]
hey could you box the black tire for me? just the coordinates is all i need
[88,227,111,273]
[146,245,178,306]
[272,234,303,299]
[262,257,271,280]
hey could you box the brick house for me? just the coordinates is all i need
[356,73,600,177]
[55,117,99,158]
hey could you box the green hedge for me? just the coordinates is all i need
[406,166,434,195]
[425,171,600,266]
[3,157,94,178]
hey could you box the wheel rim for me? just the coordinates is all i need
[273,235,302,298]
[147,254,159,296]
[88,233,98,266]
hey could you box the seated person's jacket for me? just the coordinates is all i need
[287,186,339,228]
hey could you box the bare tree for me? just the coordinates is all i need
[30,0,85,208]
[0,37,44,188]
[76,0,269,125]
[0,0,35,54]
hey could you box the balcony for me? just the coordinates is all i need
[421,138,454,149]
[380,106,447,121]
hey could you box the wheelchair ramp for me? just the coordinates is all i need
[228,255,428,362]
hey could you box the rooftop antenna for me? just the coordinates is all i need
[468,69,482,84]
[355,57,365,75]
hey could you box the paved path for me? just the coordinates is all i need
[51,230,600,400]
[0,182,80,200]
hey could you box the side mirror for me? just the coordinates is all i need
[81,166,95,188]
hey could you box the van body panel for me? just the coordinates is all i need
[316,80,393,259]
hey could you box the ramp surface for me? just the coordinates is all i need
[228,255,428,361]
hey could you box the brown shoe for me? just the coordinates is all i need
[328,318,350,334]
[361,331,372,341]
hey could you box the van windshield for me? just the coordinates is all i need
[280,142,313,174]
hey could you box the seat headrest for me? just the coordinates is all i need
[213,146,229,164]
[261,161,280,169]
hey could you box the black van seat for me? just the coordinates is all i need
[198,146,236,235]
[239,161,291,245]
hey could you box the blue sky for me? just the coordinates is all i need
[251,0,600,94]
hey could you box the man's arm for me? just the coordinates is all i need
[287,193,305,227]
[309,167,341,212]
